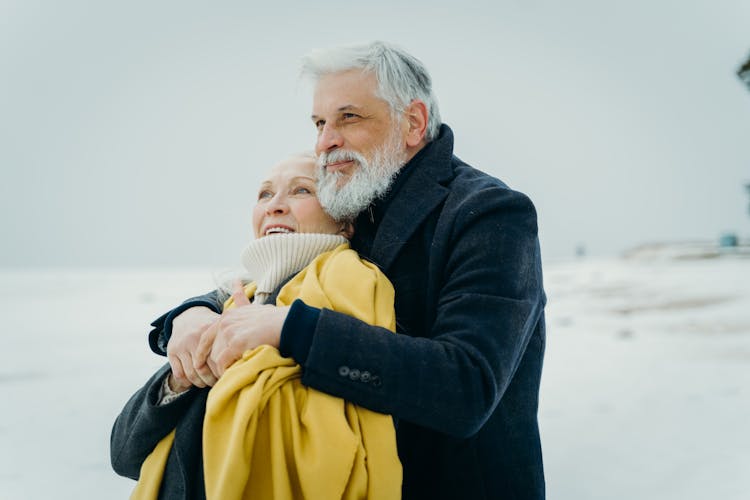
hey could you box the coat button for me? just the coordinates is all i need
[371,375,382,387]
[338,366,350,377]
[360,371,371,383]
[349,369,360,381]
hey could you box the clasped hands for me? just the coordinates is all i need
[166,281,290,392]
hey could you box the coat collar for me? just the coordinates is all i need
[369,124,455,270]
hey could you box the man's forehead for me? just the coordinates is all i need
[311,70,384,113]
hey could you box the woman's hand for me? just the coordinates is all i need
[166,372,193,393]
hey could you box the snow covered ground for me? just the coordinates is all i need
[541,253,749,499]
[1,253,748,499]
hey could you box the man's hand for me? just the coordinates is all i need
[167,306,221,388]
[196,281,290,377]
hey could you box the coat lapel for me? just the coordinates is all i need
[370,125,456,271]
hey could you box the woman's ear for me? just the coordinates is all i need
[339,221,355,239]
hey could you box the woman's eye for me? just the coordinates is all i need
[258,190,273,199]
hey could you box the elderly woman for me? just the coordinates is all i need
[111,154,401,499]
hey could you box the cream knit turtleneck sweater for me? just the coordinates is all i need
[240,232,348,304]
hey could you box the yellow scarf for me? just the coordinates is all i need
[131,243,402,499]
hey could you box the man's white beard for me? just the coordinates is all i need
[316,128,407,221]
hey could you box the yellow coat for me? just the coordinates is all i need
[132,244,402,499]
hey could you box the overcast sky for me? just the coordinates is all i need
[2,0,749,268]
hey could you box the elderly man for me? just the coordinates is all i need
[151,42,546,500]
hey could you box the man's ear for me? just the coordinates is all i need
[339,221,355,239]
[404,99,428,148]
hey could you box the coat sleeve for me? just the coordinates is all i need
[110,364,198,479]
[289,187,545,439]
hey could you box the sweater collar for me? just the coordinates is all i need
[240,233,347,303]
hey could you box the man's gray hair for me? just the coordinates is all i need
[301,41,442,142]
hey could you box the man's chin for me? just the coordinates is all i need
[335,176,352,188]
[319,168,353,189]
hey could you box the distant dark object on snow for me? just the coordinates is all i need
[739,52,750,90]
[719,233,738,248]
[623,239,750,260]
[617,329,635,340]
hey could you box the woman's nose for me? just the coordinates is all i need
[265,194,289,215]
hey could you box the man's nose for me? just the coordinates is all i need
[316,123,344,154]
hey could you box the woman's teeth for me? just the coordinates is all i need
[265,227,293,236]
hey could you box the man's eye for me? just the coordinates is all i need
[314,120,325,130]
[294,187,312,195]
[342,113,358,120]
[258,190,273,199]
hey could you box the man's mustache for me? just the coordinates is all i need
[317,149,366,169]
